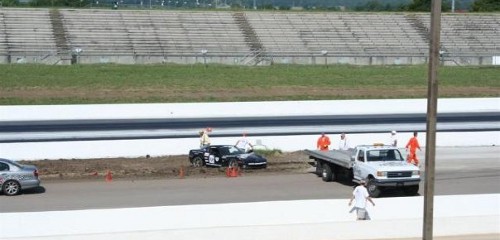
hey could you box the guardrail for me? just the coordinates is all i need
[0,98,499,160]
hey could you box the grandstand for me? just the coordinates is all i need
[0,8,58,64]
[60,10,250,64]
[0,8,498,65]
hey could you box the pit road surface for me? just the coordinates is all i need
[1,147,499,213]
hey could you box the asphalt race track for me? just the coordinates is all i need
[1,147,499,213]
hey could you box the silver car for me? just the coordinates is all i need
[0,158,41,196]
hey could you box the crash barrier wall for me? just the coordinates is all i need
[1,194,499,240]
[2,98,497,121]
[0,98,499,160]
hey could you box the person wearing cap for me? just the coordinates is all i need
[316,133,331,151]
[349,180,375,220]
[235,133,253,153]
[199,129,211,148]
[389,130,398,147]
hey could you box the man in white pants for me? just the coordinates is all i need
[348,180,375,220]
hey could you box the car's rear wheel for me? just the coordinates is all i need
[229,159,239,168]
[192,157,204,167]
[3,180,21,196]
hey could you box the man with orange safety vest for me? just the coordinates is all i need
[317,133,331,151]
[405,131,421,166]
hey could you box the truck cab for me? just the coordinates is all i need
[351,144,420,197]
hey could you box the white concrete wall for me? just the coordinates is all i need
[0,98,499,160]
[1,194,499,240]
[1,98,498,121]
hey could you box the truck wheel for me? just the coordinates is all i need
[315,160,322,177]
[322,164,335,182]
[403,185,419,196]
[366,179,381,198]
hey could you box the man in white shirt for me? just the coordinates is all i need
[348,180,375,220]
[235,133,253,153]
[338,133,350,150]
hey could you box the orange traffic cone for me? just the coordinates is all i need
[105,170,113,182]
[230,167,239,177]
[226,167,231,177]
[179,165,185,179]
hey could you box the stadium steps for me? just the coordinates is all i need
[49,9,71,63]
[232,11,266,65]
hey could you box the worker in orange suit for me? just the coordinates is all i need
[405,131,422,166]
[317,133,331,151]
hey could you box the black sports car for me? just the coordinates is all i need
[188,145,267,169]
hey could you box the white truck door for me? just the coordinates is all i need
[353,149,365,181]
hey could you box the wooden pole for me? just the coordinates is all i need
[424,0,442,239]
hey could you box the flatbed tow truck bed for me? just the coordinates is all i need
[304,149,354,169]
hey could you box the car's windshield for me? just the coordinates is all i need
[366,149,403,162]
[220,146,245,155]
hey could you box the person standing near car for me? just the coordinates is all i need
[348,180,375,220]
[235,133,253,153]
[199,129,211,148]
[338,133,350,150]
[317,133,331,151]
[389,130,398,147]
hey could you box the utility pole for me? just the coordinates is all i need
[423,0,442,239]
[452,0,455,12]
[253,0,256,10]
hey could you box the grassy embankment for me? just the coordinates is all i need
[0,64,498,105]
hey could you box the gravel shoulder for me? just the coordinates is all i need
[21,151,312,182]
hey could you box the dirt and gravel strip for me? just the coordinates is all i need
[21,151,312,182]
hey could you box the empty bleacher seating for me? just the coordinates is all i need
[60,9,250,57]
[413,14,500,56]
[0,8,58,63]
[0,8,498,64]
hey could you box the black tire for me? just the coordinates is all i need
[228,159,239,168]
[315,160,322,177]
[366,179,381,198]
[192,157,204,167]
[3,180,21,196]
[321,164,335,182]
[403,185,419,196]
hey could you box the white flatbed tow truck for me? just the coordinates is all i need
[305,144,421,197]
